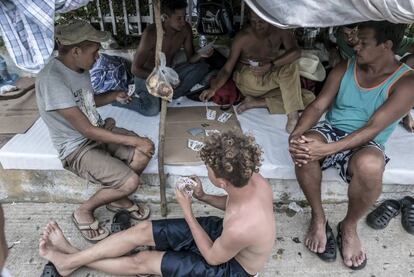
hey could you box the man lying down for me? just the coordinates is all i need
[39,130,276,277]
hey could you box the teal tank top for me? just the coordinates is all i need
[326,58,412,147]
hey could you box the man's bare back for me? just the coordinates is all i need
[223,173,276,274]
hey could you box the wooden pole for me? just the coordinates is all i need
[153,0,168,217]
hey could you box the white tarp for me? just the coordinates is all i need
[245,0,414,28]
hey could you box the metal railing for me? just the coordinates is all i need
[92,0,245,36]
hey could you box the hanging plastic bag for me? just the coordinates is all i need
[146,52,180,102]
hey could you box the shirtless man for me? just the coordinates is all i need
[39,131,276,277]
[289,21,414,270]
[200,9,314,133]
[114,0,211,116]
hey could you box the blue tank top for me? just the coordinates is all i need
[326,58,412,147]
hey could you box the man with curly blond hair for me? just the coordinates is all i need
[39,131,276,277]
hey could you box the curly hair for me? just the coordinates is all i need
[200,130,262,188]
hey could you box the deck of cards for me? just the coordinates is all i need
[175,176,198,196]
[188,139,205,151]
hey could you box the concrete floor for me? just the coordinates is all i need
[2,202,414,277]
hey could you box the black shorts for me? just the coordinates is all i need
[152,216,255,277]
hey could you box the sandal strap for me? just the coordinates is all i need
[77,219,100,231]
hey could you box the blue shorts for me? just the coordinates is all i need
[309,121,389,183]
[152,216,254,277]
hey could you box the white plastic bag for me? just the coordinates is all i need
[146,52,180,102]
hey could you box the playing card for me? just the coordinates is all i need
[187,127,204,136]
[248,59,259,67]
[187,139,205,151]
[127,84,135,96]
[197,39,216,55]
[205,129,220,136]
[175,176,198,196]
[217,112,232,123]
[206,108,216,120]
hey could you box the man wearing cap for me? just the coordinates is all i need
[200,9,316,133]
[36,20,154,242]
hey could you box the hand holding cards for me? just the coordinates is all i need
[197,40,215,56]
[176,176,198,197]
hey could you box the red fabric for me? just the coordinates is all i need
[211,78,240,106]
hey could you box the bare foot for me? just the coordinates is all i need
[286,112,299,133]
[340,223,366,268]
[304,216,327,253]
[236,96,266,113]
[42,221,78,254]
[39,237,77,276]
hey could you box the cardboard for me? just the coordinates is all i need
[164,106,241,165]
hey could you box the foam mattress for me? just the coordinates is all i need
[1,98,413,185]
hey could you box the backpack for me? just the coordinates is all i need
[197,0,234,36]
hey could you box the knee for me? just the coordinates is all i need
[118,173,140,195]
[278,62,299,77]
[138,105,160,116]
[130,251,152,272]
[132,220,152,238]
[351,155,384,186]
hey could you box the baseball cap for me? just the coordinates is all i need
[55,20,110,45]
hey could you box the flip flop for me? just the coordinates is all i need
[366,199,401,230]
[316,221,337,262]
[106,202,150,220]
[40,262,60,277]
[336,222,367,270]
[400,196,414,235]
[111,209,131,234]
[71,213,110,243]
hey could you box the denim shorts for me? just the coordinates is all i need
[309,121,389,183]
[152,216,255,277]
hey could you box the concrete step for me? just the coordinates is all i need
[1,167,413,205]
[2,202,414,277]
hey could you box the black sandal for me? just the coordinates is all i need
[400,196,414,235]
[316,221,337,262]
[111,210,131,234]
[366,199,401,229]
[337,222,367,270]
[40,262,61,277]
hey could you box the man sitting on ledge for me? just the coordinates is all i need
[289,21,414,270]
[39,131,276,277]
[36,20,154,242]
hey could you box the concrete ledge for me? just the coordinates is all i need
[1,167,413,204]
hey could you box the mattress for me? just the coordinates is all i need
[1,97,413,185]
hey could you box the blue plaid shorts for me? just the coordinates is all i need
[308,121,389,183]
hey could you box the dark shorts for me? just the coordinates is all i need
[309,121,389,183]
[152,216,255,277]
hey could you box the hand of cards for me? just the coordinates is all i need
[175,176,198,196]
[197,39,216,56]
